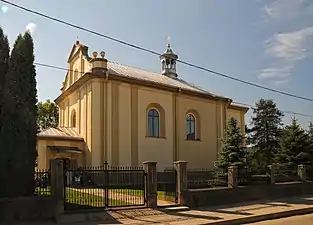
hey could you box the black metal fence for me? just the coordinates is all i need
[237,167,270,186]
[307,165,313,181]
[157,167,178,203]
[187,168,228,189]
[274,164,299,183]
[34,169,51,196]
[64,163,146,211]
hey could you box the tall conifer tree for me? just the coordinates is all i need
[217,117,246,169]
[0,26,10,197]
[277,118,310,165]
[1,32,37,196]
[250,99,283,167]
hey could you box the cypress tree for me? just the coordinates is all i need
[1,32,37,196]
[0,26,10,197]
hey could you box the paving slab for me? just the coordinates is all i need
[13,196,313,225]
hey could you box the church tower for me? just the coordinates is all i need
[160,37,178,78]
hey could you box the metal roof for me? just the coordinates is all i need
[37,127,83,140]
[107,61,225,98]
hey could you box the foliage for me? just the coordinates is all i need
[0,26,10,197]
[0,31,37,197]
[277,118,310,165]
[217,117,246,169]
[37,99,59,131]
[0,26,9,130]
[250,99,283,167]
[307,122,313,160]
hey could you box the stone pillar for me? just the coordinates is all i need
[228,166,238,188]
[143,161,157,208]
[51,159,64,222]
[268,165,275,184]
[174,161,188,205]
[298,164,306,182]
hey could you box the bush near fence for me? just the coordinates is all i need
[237,167,270,186]
[306,165,313,181]
[187,164,304,189]
[187,168,228,189]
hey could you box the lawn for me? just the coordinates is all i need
[35,187,129,209]
[112,189,168,200]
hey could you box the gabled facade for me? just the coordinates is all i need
[37,41,248,170]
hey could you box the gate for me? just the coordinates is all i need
[63,163,146,211]
[157,167,178,204]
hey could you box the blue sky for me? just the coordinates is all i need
[1,0,313,127]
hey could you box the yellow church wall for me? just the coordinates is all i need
[118,84,132,166]
[137,87,174,171]
[227,108,246,135]
[52,42,250,170]
[177,96,219,169]
[90,80,102,166]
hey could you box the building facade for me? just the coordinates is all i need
[37,41,248,170]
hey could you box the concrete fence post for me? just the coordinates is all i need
[143,161,157,208]
[50,159,64,222]
[298,164,306,182]
[228,166,238,188]
[174,161,188,205]
[268,165,275,184]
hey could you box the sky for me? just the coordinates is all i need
[0,0,313,128]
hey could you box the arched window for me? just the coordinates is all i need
[71,110,76,128]
[186,113,196,140]
[185,109,201,140]
[147,109,159,137]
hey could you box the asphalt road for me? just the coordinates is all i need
[247,213,313,225]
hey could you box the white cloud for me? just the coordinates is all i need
[265,27,313,61]
[259,26,313,83]
[25,22,37,35]
[1,5,9,14]
[264,0,313,20]
[258,65,293,81]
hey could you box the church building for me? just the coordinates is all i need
[37,40,249,170]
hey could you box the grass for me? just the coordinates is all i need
[112,189,170,200]
[35,187,129,209]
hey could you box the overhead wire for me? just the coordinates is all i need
[2,0,313,102]
[233,101,313,118]
[33,61,313,118]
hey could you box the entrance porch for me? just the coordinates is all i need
[37,127,86,170]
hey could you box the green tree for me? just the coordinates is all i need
[37,99,59,131]
[277,118,310,165]
[0,26,9,129]
[217,117,246,169]
[0,26,10,197]
[250,99,283,168]
[307,122,313,162]
[0,32,37,197]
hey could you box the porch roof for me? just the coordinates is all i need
[37,127,84,141]
[47,145,83,154]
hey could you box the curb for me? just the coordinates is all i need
[205,206,313,225]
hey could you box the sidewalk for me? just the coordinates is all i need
[17,195,313,225]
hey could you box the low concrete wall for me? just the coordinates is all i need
[185,181,313,208]
[0,196,55,223]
